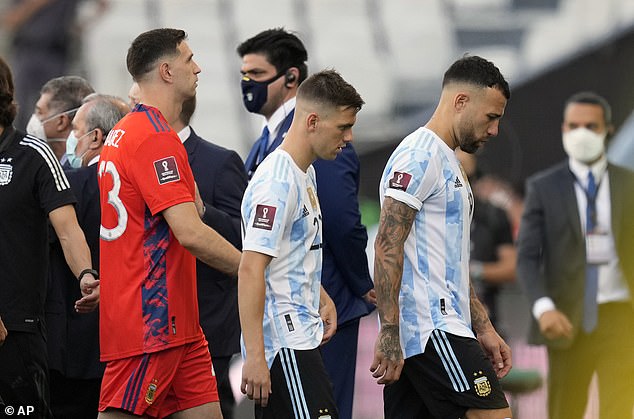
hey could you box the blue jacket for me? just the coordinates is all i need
[314,146,375,325]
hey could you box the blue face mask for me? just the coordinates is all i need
[64,130,94,168]
[240,70,285,114]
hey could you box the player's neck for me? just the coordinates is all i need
[138,84,181,126]
[279,134,313,172]
[425,115,457,150]
[143,98,180,126]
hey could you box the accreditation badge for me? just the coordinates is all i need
[586,232,612,264]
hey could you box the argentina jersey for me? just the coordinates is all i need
[379,127,475,359]
[241,149,324,367]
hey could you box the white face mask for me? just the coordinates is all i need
[26,114,47,140]
[562,127,606,164]
[26,107,79,143]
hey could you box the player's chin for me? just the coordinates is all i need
[319,150,339,161]
[333,145,346,156]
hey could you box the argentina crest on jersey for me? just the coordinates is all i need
[0,158,13,185]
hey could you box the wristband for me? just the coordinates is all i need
[78,268,99,281]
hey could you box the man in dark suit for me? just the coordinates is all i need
[172,96,247,419]
[46,93,129,418]
[517,91,634,419]
[237,28,376,419]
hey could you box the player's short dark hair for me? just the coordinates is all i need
[237,27,309,84]
[297,69,364,112]
[127,28,187,81]
[0,57,17,127]
[565,91,612,126]
[443,55,510,99]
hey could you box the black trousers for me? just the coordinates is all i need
[321,318,360,419]
[0,329,52,418]
[211,354,236,419]
[49,370,101,419]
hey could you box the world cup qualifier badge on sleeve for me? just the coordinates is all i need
[253,204,276,230]
[389,171,412,191]
[154,156,180,185]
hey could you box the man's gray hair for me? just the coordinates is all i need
[40,76,94,115]
[82,94,130,136]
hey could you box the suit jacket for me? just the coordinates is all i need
[244,110,294,179]
[46,164,103,379]
[313,146,375,325]
[517,161,634,348]
[184,128,247,357]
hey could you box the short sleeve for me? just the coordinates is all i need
[33,144,76,214]
[382,146,441,210]
[242,174,296,258]
[129,133,194,215]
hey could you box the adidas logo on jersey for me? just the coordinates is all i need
[454,176,463,188]
[302,205,310,218]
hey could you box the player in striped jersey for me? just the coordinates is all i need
[371,56,514,418]
[0,56,99,419]
[239,70,364,419]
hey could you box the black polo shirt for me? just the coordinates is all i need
[0,127,76,331]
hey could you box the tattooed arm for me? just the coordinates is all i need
[470,283,513,378]
[370,197,416,385]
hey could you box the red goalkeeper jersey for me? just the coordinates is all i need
[98,104,203,361]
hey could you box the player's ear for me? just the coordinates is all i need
[159,61,172,83]
[306,113,318,131]
[454,92,469,112]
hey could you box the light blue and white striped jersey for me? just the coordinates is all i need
[241,149,324,367]
[379,127,475,359]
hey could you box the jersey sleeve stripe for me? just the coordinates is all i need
[150,109,170,132]
[145,109,169,132]
[142,109,163,133]
[20,136,70,191]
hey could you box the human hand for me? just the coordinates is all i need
[477,328,512,379]
[370,324,404,385]
[538,309,573,341]
[0,316,7,346]
[75,275,100,313]
[241,355,272,406]
[319,291,337,344]
[363,289,377,306]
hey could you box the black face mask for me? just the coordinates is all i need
[240,70,285,114]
